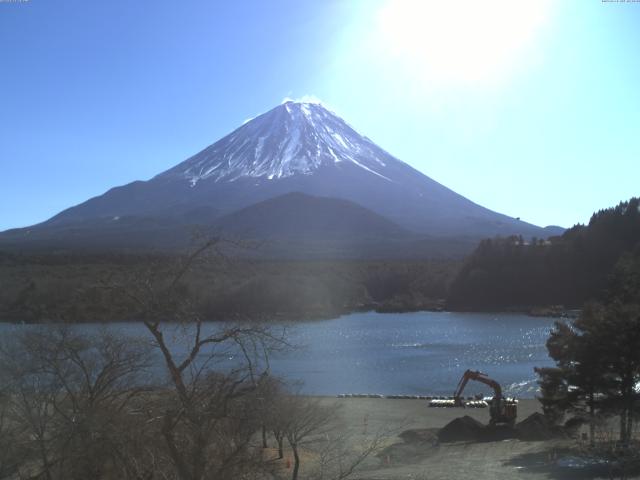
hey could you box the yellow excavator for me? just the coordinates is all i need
[453,369,518,426]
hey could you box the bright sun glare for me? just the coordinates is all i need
[377,0,551,85]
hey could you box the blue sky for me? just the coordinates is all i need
[0,0,638,231]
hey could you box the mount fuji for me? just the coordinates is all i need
[0,101,561,255]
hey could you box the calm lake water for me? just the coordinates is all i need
[0,311,557,398]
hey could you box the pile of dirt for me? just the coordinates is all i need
[516,412,555,441]
[438,415,484,442]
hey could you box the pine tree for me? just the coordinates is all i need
[537,248,640,446]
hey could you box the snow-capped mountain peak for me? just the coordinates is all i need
[158,101,395,186]
[13,99,556,246]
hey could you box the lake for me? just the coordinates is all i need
[0,311,557,398]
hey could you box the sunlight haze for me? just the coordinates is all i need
[375,0,552,86]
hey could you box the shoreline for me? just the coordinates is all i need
[0,307,570,325]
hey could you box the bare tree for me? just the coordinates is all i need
[0,327,151,480]
[279,396,335,480]
[0,385,24,479]
[102,238,288,480]
[258,375,290,459]
[271,394,392,480]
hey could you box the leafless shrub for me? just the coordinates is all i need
[310,427,391,480]
[0,327,151,480]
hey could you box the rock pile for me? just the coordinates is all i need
[438,412,563,443]
[515,412,555,441]
[437,416,484,442]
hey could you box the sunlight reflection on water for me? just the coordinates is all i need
[0,311,557,398]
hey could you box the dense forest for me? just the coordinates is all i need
[0,251,459,323]
[447,197,640,310]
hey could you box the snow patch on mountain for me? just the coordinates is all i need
[158,101,395,185]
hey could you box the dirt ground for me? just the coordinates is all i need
[306,397,600,480]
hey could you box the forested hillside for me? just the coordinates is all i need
[447,198,640,310]
[0,252,459,323]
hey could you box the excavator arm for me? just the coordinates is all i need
[453,369,503,403]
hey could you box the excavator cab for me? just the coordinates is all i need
[489,397,518,427]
